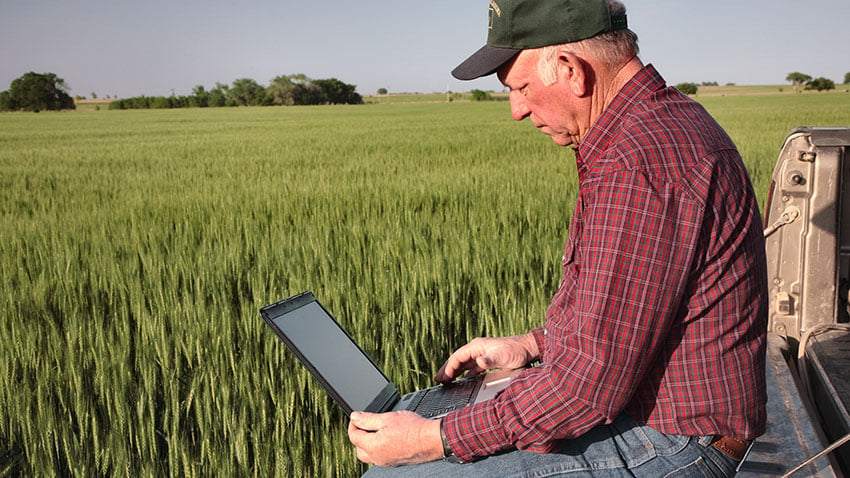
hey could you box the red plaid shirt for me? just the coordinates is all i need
[443,65,768,462]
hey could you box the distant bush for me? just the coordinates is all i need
[150,96,171,109]
[109,95,191,110]
[470,89,493,101]
[675,82,699,95]
[806,77,835,92]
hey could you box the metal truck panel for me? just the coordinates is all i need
[764,127,850,339]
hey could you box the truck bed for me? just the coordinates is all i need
[738,334,838,476]
[753,127,850,476]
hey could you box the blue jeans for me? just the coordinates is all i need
[362,414,738,477]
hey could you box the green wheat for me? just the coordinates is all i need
[1,94,848,477]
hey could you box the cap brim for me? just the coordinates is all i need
[451,45,521,80]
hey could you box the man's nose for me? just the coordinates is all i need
[509,91,530,121]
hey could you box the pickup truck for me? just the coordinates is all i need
[738,127,850,477]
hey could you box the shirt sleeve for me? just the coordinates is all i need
[443,166,704,462]
[529,325,546,358]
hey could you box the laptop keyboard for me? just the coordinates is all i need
[409,379,480,418]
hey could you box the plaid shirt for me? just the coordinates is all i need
[443,65,768,462]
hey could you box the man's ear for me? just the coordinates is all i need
[557,51,588,97]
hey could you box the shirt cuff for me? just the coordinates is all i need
[530,326,547,359]
[441,401,512,462]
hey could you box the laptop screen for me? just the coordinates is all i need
[265,295,394,414]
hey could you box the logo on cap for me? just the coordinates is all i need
[489,0,501,30]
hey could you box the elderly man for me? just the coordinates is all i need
[348,0,767,476]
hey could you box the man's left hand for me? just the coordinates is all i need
[347,411,444,467]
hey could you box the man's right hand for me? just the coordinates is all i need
[434,333,539,384]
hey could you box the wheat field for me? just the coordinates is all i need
[2,93,849,476]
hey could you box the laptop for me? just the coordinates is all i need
[260,291,523,418]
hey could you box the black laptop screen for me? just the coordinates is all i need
[269,300,391,413]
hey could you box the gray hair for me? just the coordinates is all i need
[538,0,639,85]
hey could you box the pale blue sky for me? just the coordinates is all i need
[1,0,848,98]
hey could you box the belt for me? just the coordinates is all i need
[709,435,752,462]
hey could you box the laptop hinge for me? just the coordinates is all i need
[366,383,399,413]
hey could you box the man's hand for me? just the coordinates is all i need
[347,411,444,467]
[435,334,539,384]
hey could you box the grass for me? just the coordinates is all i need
[698,84,850,96]
[698,93,850,205]
[1,93,849,477]
[362,83,850,103]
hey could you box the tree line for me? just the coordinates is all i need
[3,70,848,113]
[785,72,846,92]
[0,72,363,112]
[110,74,362,110]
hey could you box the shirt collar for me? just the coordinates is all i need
[576,64,667,174]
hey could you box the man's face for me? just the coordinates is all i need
[497,49,582,148]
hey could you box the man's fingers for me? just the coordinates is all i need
[348,413,378,464]
[350,411,384,432]
[347,418,367,445]
[355,447,372,464]
[476,355,494,369]
[435,341,489,382]
[435,358,474,383]
[435,357,468,382]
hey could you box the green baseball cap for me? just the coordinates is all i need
[452,0,628,80]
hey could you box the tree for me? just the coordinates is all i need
[674,82,698,95]
[377,88,388,95]
[229,78,266,106]
[1,72,75,111]
[313,78,362,104]
[806,77,835,92]
[786,72,812,92]
[208,82,229,107]
[0,90,14,111]
[844,72,850,85]
[267,75,299,106]
[150,96,171,109]
[191,84,209,107]
[470,89,493,101]
[267,74,321,106]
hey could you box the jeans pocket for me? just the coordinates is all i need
[611,415,692,468]
[641,428,692,457]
